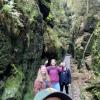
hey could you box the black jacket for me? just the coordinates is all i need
[59,68,71,85]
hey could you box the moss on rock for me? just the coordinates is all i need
[2,65,24,100]
[0,0,44,100]
[0,32,12,74]
[92,22,100,73]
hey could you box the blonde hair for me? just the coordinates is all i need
[36,65,50,82]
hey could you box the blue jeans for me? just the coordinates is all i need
[51,82,60,91]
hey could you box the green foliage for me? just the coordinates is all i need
[47,13,54,22]
[44,26,62,48]
[71,16,83,67]
[0,32,12,74]
[15,0,39,24]
[49,0,67,24]
[88,22,100,100]
[2,65,24,100]
[0,0,43,100]
[67,0,87,15]
[92,89,100,100]
[46,0,71,51]
[1,2,24,36]
[23,81,34,100]
[86,76,100,100]
[2,4,12,13]
[71,16,83,38]
[67,0,100,15]
[92,22,100,73]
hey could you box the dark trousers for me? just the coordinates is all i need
[60,82,69,94]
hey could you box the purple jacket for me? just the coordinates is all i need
[47,66,63,83]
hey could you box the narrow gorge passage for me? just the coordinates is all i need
[0,0,100,100]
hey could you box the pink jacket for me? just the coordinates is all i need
[47,66,63,83]
[34,79,51,95]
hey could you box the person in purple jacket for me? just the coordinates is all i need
[47,59,63,91]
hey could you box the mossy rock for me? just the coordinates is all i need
[2,67,24,100]
[92,22,100,73]
[0,33,12,74]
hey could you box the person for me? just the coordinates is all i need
[34,65,51,95]
[47,59,63,91]
[59,62,71,94]
[34,88,72,100]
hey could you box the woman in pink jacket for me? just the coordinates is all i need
[47,59,63,91]
[34,65,51,95]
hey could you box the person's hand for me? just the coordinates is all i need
[45,60,48,65]
[68,84,71,86]
[60,62,65,67]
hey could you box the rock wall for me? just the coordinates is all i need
[43,0,72,60]
[0,0,71,99]
[0,0,43,100]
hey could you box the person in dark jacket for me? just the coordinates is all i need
[59,62,71,94]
